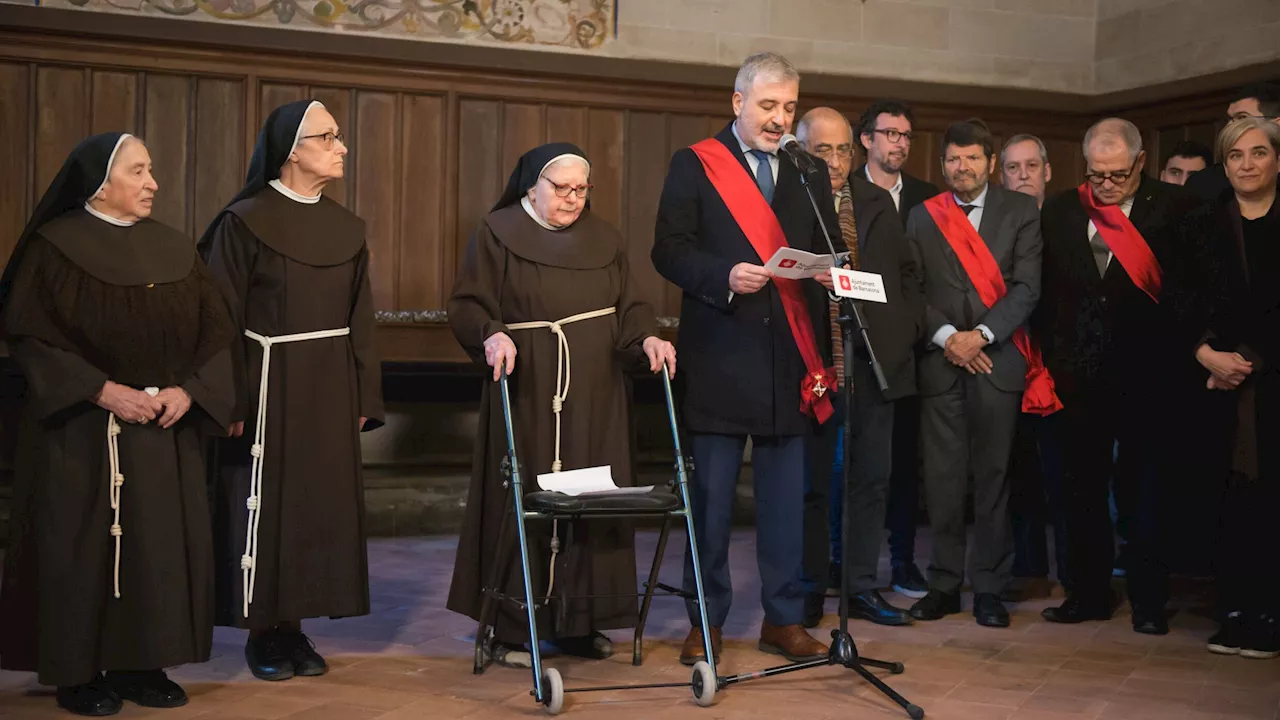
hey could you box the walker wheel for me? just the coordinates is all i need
[907,703,925,719]
[541,668,564,715]
[691,660,716,707]
[890,661,906,674]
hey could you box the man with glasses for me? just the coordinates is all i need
[1186,83,1280,201]
[853,100,939,600]
[796,107,922,628]
[1037,118,1201,635]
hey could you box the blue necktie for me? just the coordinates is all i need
[749,149,774,204]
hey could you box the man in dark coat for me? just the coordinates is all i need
[852,99,940,599]
[1037,118,1203,635]
[795,106,921,628]
[0,132,235,716]
[652,52,833,666]
[200,100,384,681]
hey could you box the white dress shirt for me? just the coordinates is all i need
[1088,195,1135,271]
[865,165,904,211]
[931,183,996,349]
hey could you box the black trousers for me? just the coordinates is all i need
[1008,412,1070,586]
[1059,385,1173,610]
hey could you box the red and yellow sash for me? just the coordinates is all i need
[690,138,834,424]
[1077,184,1163,303]
[923,192,1062,416]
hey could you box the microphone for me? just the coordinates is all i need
[778,133,819,175]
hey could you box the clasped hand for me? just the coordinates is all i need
[945,330,993,375]
[94,381,191,428]
[1197,345,1253,390]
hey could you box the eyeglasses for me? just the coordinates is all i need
[813,145,855,161]
[1084,157,1139,186]
[544,178,593,198]
[872,128,913,143]
[300,132,345,149]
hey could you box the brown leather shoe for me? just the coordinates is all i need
[679,626,722,666]
[758,622,828,662]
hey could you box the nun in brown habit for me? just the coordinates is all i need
[446,143,677,668]
[198,100,384,681]
[0,132,236,716]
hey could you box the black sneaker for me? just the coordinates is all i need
[1241,615,1280,660]
[891,564,929,600]
[246,630,296,681]
[283,631,328,676]
[1207,612,1245,655]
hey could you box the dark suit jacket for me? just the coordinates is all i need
[907,183,1043,397]
[1183,163,1229,204]
[854,163,940,227]
[652,122,834,437]
[817,175,922,400]
[1034,175,1204,402]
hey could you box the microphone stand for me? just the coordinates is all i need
[715,153,923,720]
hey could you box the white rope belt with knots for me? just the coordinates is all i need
[106,385,159,599]
[506,306,616,598]
[240,326,350,618]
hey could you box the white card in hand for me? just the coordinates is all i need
[763,247,835,280]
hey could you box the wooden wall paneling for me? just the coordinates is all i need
[259,83,306,125]
[586,108,624,231]
[545,104,588,148]
[142,74,192,234]
[902,132,938,186]
[310,86,352,207]
[353,90,399,311]
[623,110,669,318]
[501,102,545,183]
[0,63,29,262]
[1186,120,1221,158]
[455,99,502,276]
[398,93,446,311]
[1045,139,1082,196]
[192,78,246,237]
[90,70,137,136]
[34,66,88,200]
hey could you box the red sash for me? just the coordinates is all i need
[690,138,834,424]
[1077,184,1163,303]
[923,192,1062,416]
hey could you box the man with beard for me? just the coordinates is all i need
[905,119,1052,628]
[852,100,939,600]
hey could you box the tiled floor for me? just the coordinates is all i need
[2,530,1278,719]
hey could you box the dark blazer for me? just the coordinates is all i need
[817,175,922,400]
[652,122,834,437]
[907,183,1043,397]
[1034,175,1204,402]
[1183,163,1230,204]
[854,163,940,227]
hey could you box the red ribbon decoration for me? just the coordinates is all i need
[1077,183,1163,303]
[690,138,834,424]
[923,192,1063,416]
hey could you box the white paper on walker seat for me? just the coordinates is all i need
[763,247,836,280]
[536,466,655,496]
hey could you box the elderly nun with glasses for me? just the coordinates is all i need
[0,132,236,716]
[199,100,384,682]
[445,142,676,668]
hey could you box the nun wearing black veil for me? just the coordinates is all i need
[0,133,236,715]
[198,100,384,682]
[445,143,676,668]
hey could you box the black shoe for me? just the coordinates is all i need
[56,675,121,717]
[281,630,328,676]
[1042,594,1114,624]
[803,591,825,628]
[556,631,615,660]
[825,562,843,598]
[1132,606,1169,635]
[1208,612,1246,655]
[891,564,929,600]
[1242,614,1280,660]
[974,593,1011,628]
[246,630,296,681]
[909,589,961,621]
[104,670,187,708]
[849,590,913,626]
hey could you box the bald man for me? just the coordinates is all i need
[1036,118,1202,635]
[796,107,922,627]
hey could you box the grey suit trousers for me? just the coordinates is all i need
[920,373,1020,595]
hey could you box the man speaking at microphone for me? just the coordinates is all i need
[653,52,835,665]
